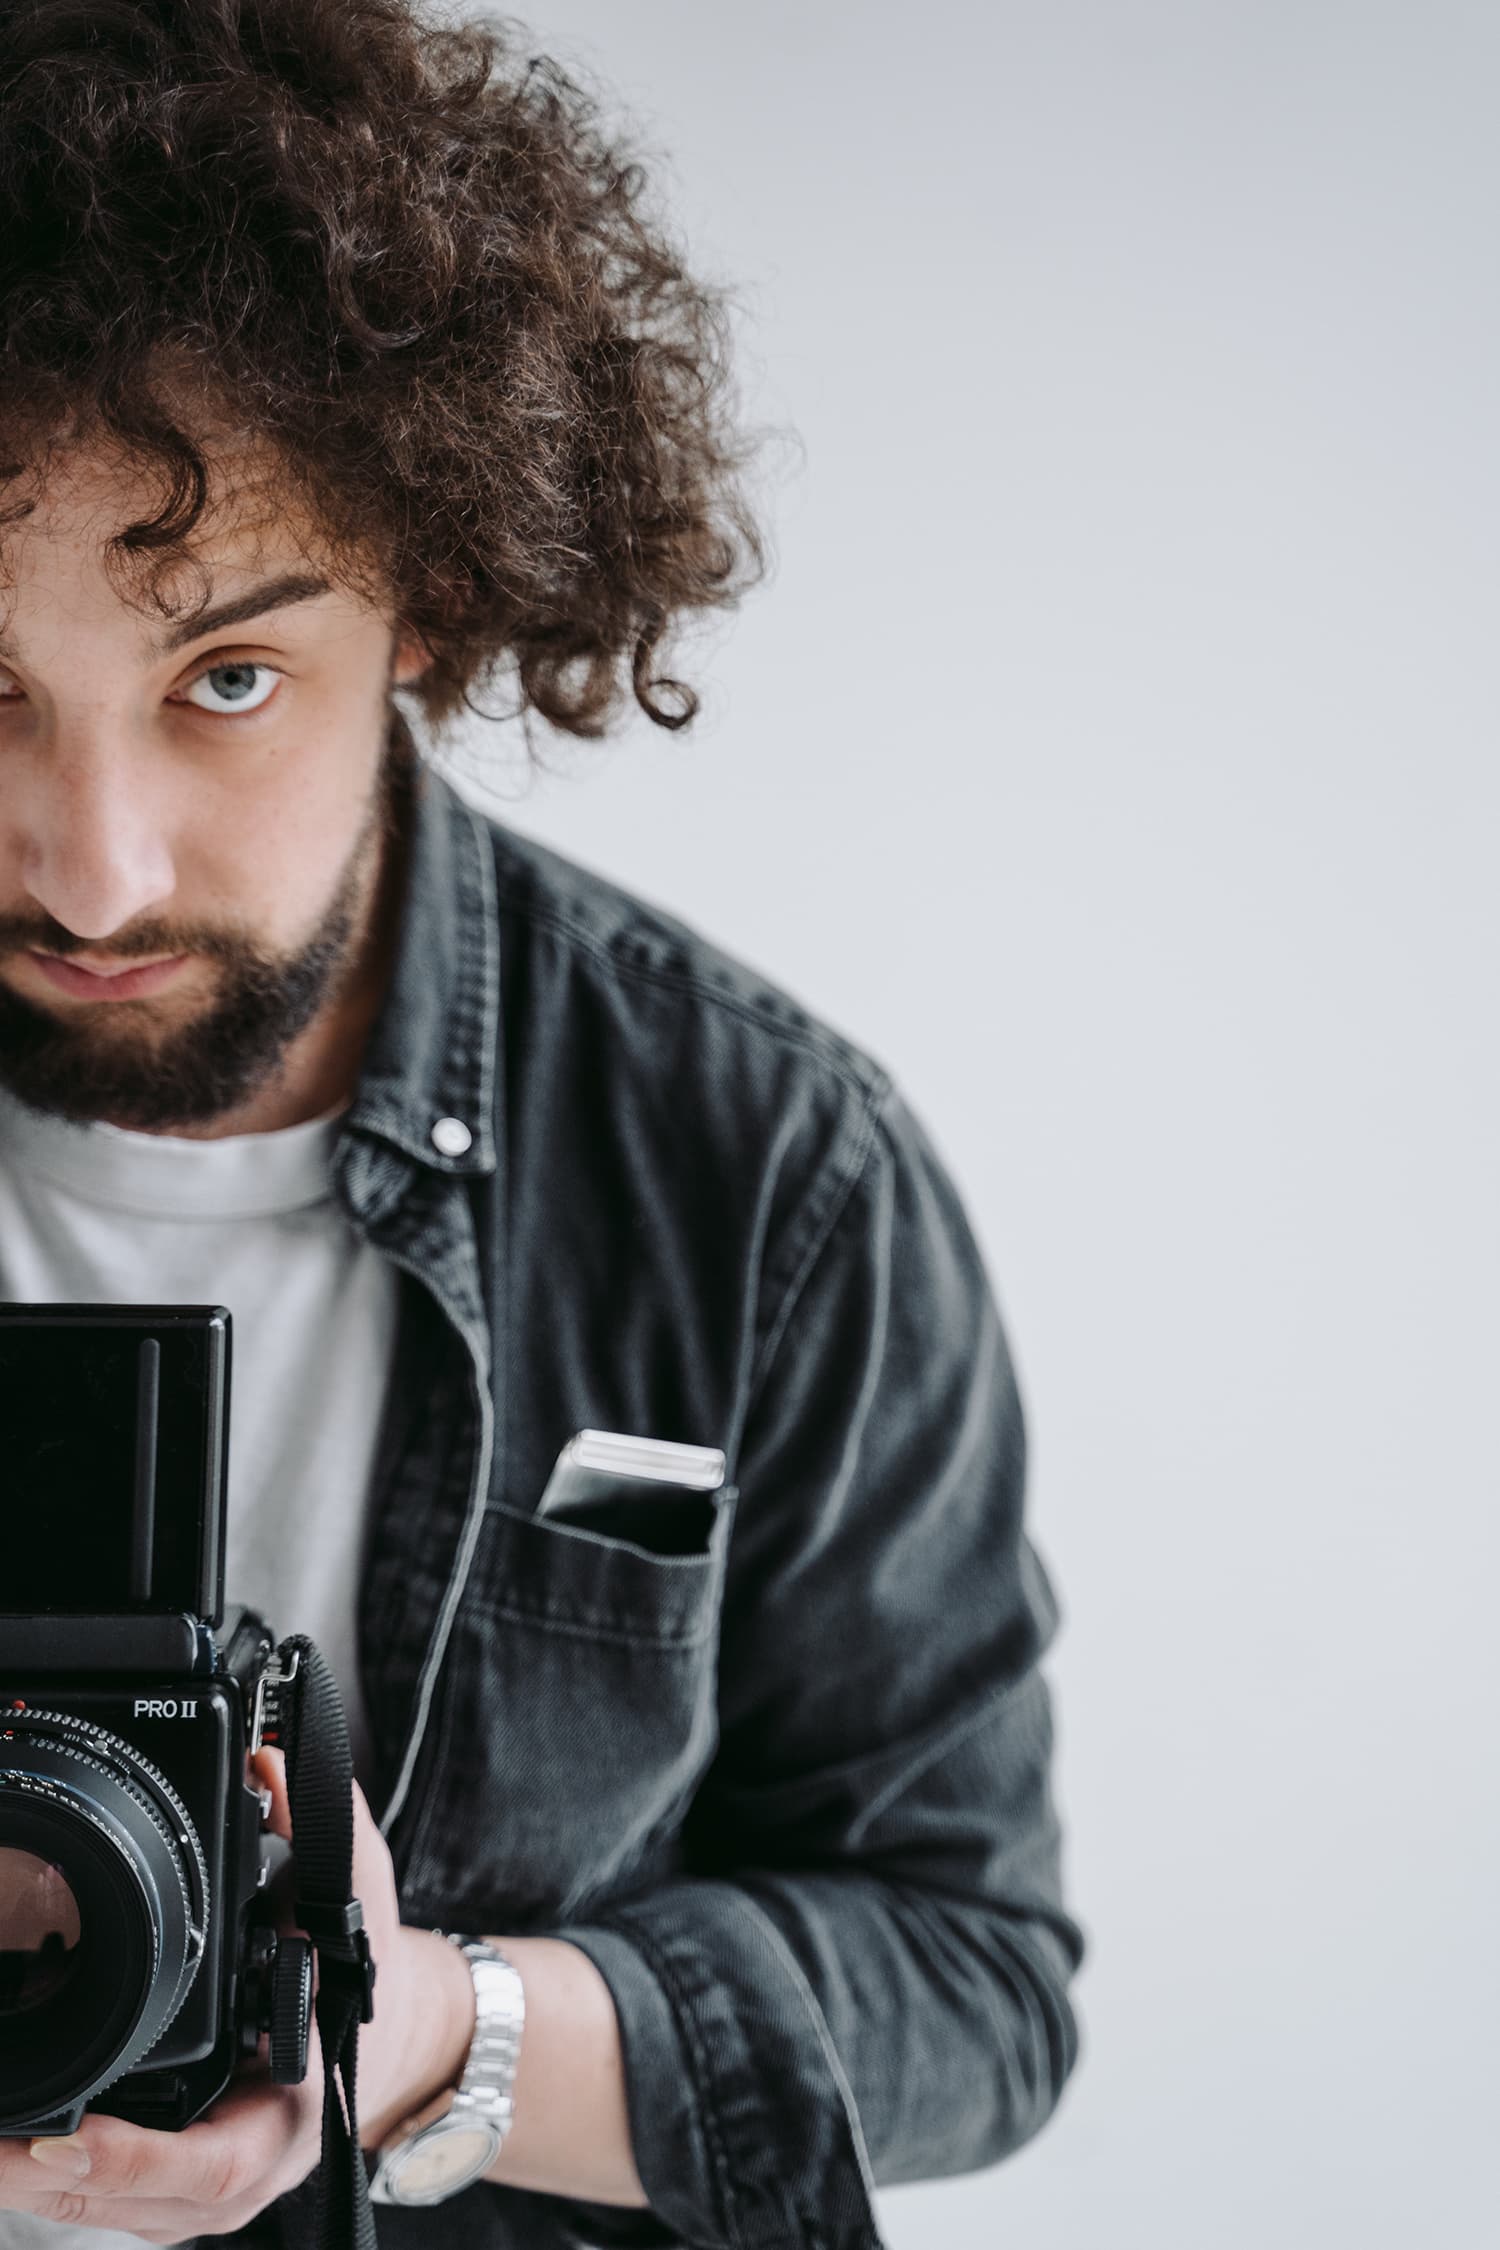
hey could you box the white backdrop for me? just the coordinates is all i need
[425,6,1499,2244]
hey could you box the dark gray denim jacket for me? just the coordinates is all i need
[266,732,1085,2250]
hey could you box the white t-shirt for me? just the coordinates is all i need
[0,1080,400,2250]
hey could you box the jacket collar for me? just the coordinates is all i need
[341,706,500,1180]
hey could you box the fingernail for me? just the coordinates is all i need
[29,2136,90,2177]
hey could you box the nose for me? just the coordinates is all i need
[14,733,177,942]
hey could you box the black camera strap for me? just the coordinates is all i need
[273,1634,378,2250]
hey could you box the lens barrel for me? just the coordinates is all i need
[0,1710,209,2127]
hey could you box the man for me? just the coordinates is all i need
[0,5,1084,2249]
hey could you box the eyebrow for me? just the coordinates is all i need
[0,569,334,665]
[153,570,335,654]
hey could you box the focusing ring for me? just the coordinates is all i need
[0,1710,208,1933]
[0,1708,211,2108]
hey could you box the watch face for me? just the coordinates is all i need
[387,2121,501,2203]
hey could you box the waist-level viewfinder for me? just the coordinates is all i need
[1,1303,229,1625]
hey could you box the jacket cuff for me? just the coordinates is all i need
[554,1881,886,2250]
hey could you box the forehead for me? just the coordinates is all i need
[8,429,307,548]
[0,435,360,640]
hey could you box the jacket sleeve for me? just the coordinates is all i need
[553,1079,1086,2250]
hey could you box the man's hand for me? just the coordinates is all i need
[0,1749,476,2242]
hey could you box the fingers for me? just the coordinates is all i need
[5,2072,320,2213]
[252,1752,394,1928]
[250,1744,293,1843]
[0,2182,204,2241]
[248,1743,397,2048]
[6,2176,310,2242]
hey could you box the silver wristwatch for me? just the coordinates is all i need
[369,1935,526,2207]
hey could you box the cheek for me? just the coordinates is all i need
[183,768,371,930]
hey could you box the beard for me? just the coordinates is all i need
[0,708,415,1134]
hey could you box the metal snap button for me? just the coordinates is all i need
[430,1115,473,1157]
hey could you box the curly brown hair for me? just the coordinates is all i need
[0,0,774,747]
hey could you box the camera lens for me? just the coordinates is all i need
[0,1849,83,2012]
[0,1712,208,2128]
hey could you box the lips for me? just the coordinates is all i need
[28,951,190,1001]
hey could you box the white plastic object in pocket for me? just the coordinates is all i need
[536,1428,727,1518]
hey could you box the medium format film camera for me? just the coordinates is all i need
[0,1304,330,2138]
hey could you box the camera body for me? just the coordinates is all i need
[0,1306,312,2136]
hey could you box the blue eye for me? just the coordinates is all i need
[181,661,280,716]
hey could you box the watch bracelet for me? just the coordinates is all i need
[443,1933,526,2132]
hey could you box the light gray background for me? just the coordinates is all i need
[424,6,1498,2244]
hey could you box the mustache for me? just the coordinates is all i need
[0,924,241,964]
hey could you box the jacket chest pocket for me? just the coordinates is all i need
[400,1489,736,1927]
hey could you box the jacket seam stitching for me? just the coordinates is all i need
[746,1086,890,1414]
[457,1599,719,1650]
[456,791,499,1139]
[721,1887,884,2228]
[496,891,890,1113]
